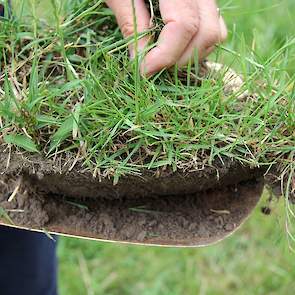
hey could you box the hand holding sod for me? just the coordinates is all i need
[106,0,227,76]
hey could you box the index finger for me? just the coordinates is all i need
[106,0,151,58]
[141,0,199,76]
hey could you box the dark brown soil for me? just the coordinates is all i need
[0,174,264,246]
[0,149,265,246]
[0,149,265,200]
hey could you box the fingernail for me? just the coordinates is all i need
[140,62,148,75]
[129,48,135,60]
[140,63,155,77]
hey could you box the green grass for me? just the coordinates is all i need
[0,0,294,186]
[0,0,295,294]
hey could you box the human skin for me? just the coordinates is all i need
[106,0,227,76]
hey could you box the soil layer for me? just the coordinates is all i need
[0,149,265,246]
[0,149,265,200]
[0,176,264,246]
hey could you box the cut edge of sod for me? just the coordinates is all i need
[0,172,264,247]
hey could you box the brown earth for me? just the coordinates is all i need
[0,149,265,246]
[0,149,265,200]
[0,174,264,246]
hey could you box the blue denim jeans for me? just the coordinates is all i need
[0,226,58,295]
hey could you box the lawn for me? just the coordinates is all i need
[0,0,294,294]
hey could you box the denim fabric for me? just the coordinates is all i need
[0,226,58,295]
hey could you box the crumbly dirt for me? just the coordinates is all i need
[0,148,265,200]
[0,174,264,246]
[0,150,265,246]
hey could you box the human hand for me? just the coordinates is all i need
[106,0,227,76]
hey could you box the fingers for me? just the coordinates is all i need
[106,0,151,58]
[177,0,227,67]
[140,0,200,76]
[107,0,228,75]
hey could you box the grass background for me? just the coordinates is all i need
[56,1,294,294]
[58,196,295,295]
[1,0,294,294]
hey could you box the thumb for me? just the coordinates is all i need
[106,0,151,58]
